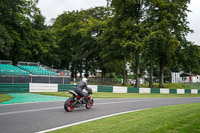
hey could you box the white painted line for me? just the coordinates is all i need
[94,99,146,105]
[0,100,66,106]
[0,100,146,116]
[36,108,151,133]
[0,98,103,106]
[0,106,63,116]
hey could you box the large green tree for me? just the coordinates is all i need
[52,7,113,78]
[111,0,147,87]
[0,0,58,67]
[145,0,191,87]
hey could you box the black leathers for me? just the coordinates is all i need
[75,81,89,97]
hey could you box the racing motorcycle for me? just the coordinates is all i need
[64,88,94,112]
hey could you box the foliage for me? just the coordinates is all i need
[0,0,199,85]
[0,0,59,67]
[52,7,114,77]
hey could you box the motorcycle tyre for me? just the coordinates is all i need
[64,98,75,112]
[86,98,94,109]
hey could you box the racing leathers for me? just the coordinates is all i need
[74,80,90,103]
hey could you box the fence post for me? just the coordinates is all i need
[30,75,32,83]
[12,76,14,83]
[49,75,50,84]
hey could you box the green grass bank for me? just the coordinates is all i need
[49,102,200,133]
[0,94,13,103]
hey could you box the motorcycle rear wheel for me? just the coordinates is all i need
[86,98,94,109]
[64,98,75,112]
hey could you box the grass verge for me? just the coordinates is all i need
[75,83,193,89]
[50,103,200,133]
[33,92,200,98]
[0,93,13,103]
[121,83,191,89]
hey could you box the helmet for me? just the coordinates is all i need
[82,78,88,83]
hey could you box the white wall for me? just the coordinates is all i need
[113,86,127,93]
[171,72,180,83]
[160,88,169,94]
[177,89,185,94]
[179,77,190,83]
[192,76,199,83]
[191,89,198,94]
[88,85,98,92]
[29,83,58,92]
[139,88,150,93]
[179,75,200,83]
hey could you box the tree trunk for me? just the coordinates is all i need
[75,70,77,79]
[148,55,154,88]
[122,56,126,85]
[70,66,74,78]
[134,53,140,88]
[102,69,106,78]
[159,59,164,88]
[80,71,82,78]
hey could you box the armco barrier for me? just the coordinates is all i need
[0,83,29,93]
[98,85,113,92]
[113,86,127,93]
[185,89,191,94]
[29,83,58,92]
[151,88,160,93]
[139,88,150,93]
[191,89,198,94]
[0,83,200,94]
[58,84,76,92]
[177,89,185,94]
[127,87,139,93]
[88,85,98,92]
[160,89,169,94]
[169,89,177,94]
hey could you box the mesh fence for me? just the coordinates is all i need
[72,77,122,85]
[0,60,12,65]
[0,75,71,84]
[1,75,122,85]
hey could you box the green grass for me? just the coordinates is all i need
[0,94,13,103]
[189,83,200,89]
[121,83,191,89]
[33,92,200,98]
[50,103,200,133]
[76,82,192,89]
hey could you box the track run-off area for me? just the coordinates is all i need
[0,97,200,133]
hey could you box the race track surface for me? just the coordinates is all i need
[0,97,200,133]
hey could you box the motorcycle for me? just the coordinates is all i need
[64,88,94,112]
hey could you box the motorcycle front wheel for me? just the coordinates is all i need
[64,98,75,112]
[86,98,94,109]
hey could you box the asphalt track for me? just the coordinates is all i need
[0,97,200,133]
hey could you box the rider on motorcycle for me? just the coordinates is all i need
[74,77,90,104]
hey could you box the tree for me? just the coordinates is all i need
[0,0,58,67]
[176,44,200,74]
[145,0,191,87]
[52,7,113,77]
[111,0,148,87]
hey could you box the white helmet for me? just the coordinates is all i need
[82,78,88,83]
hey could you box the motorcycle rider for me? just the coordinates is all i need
[74,77,90,104]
